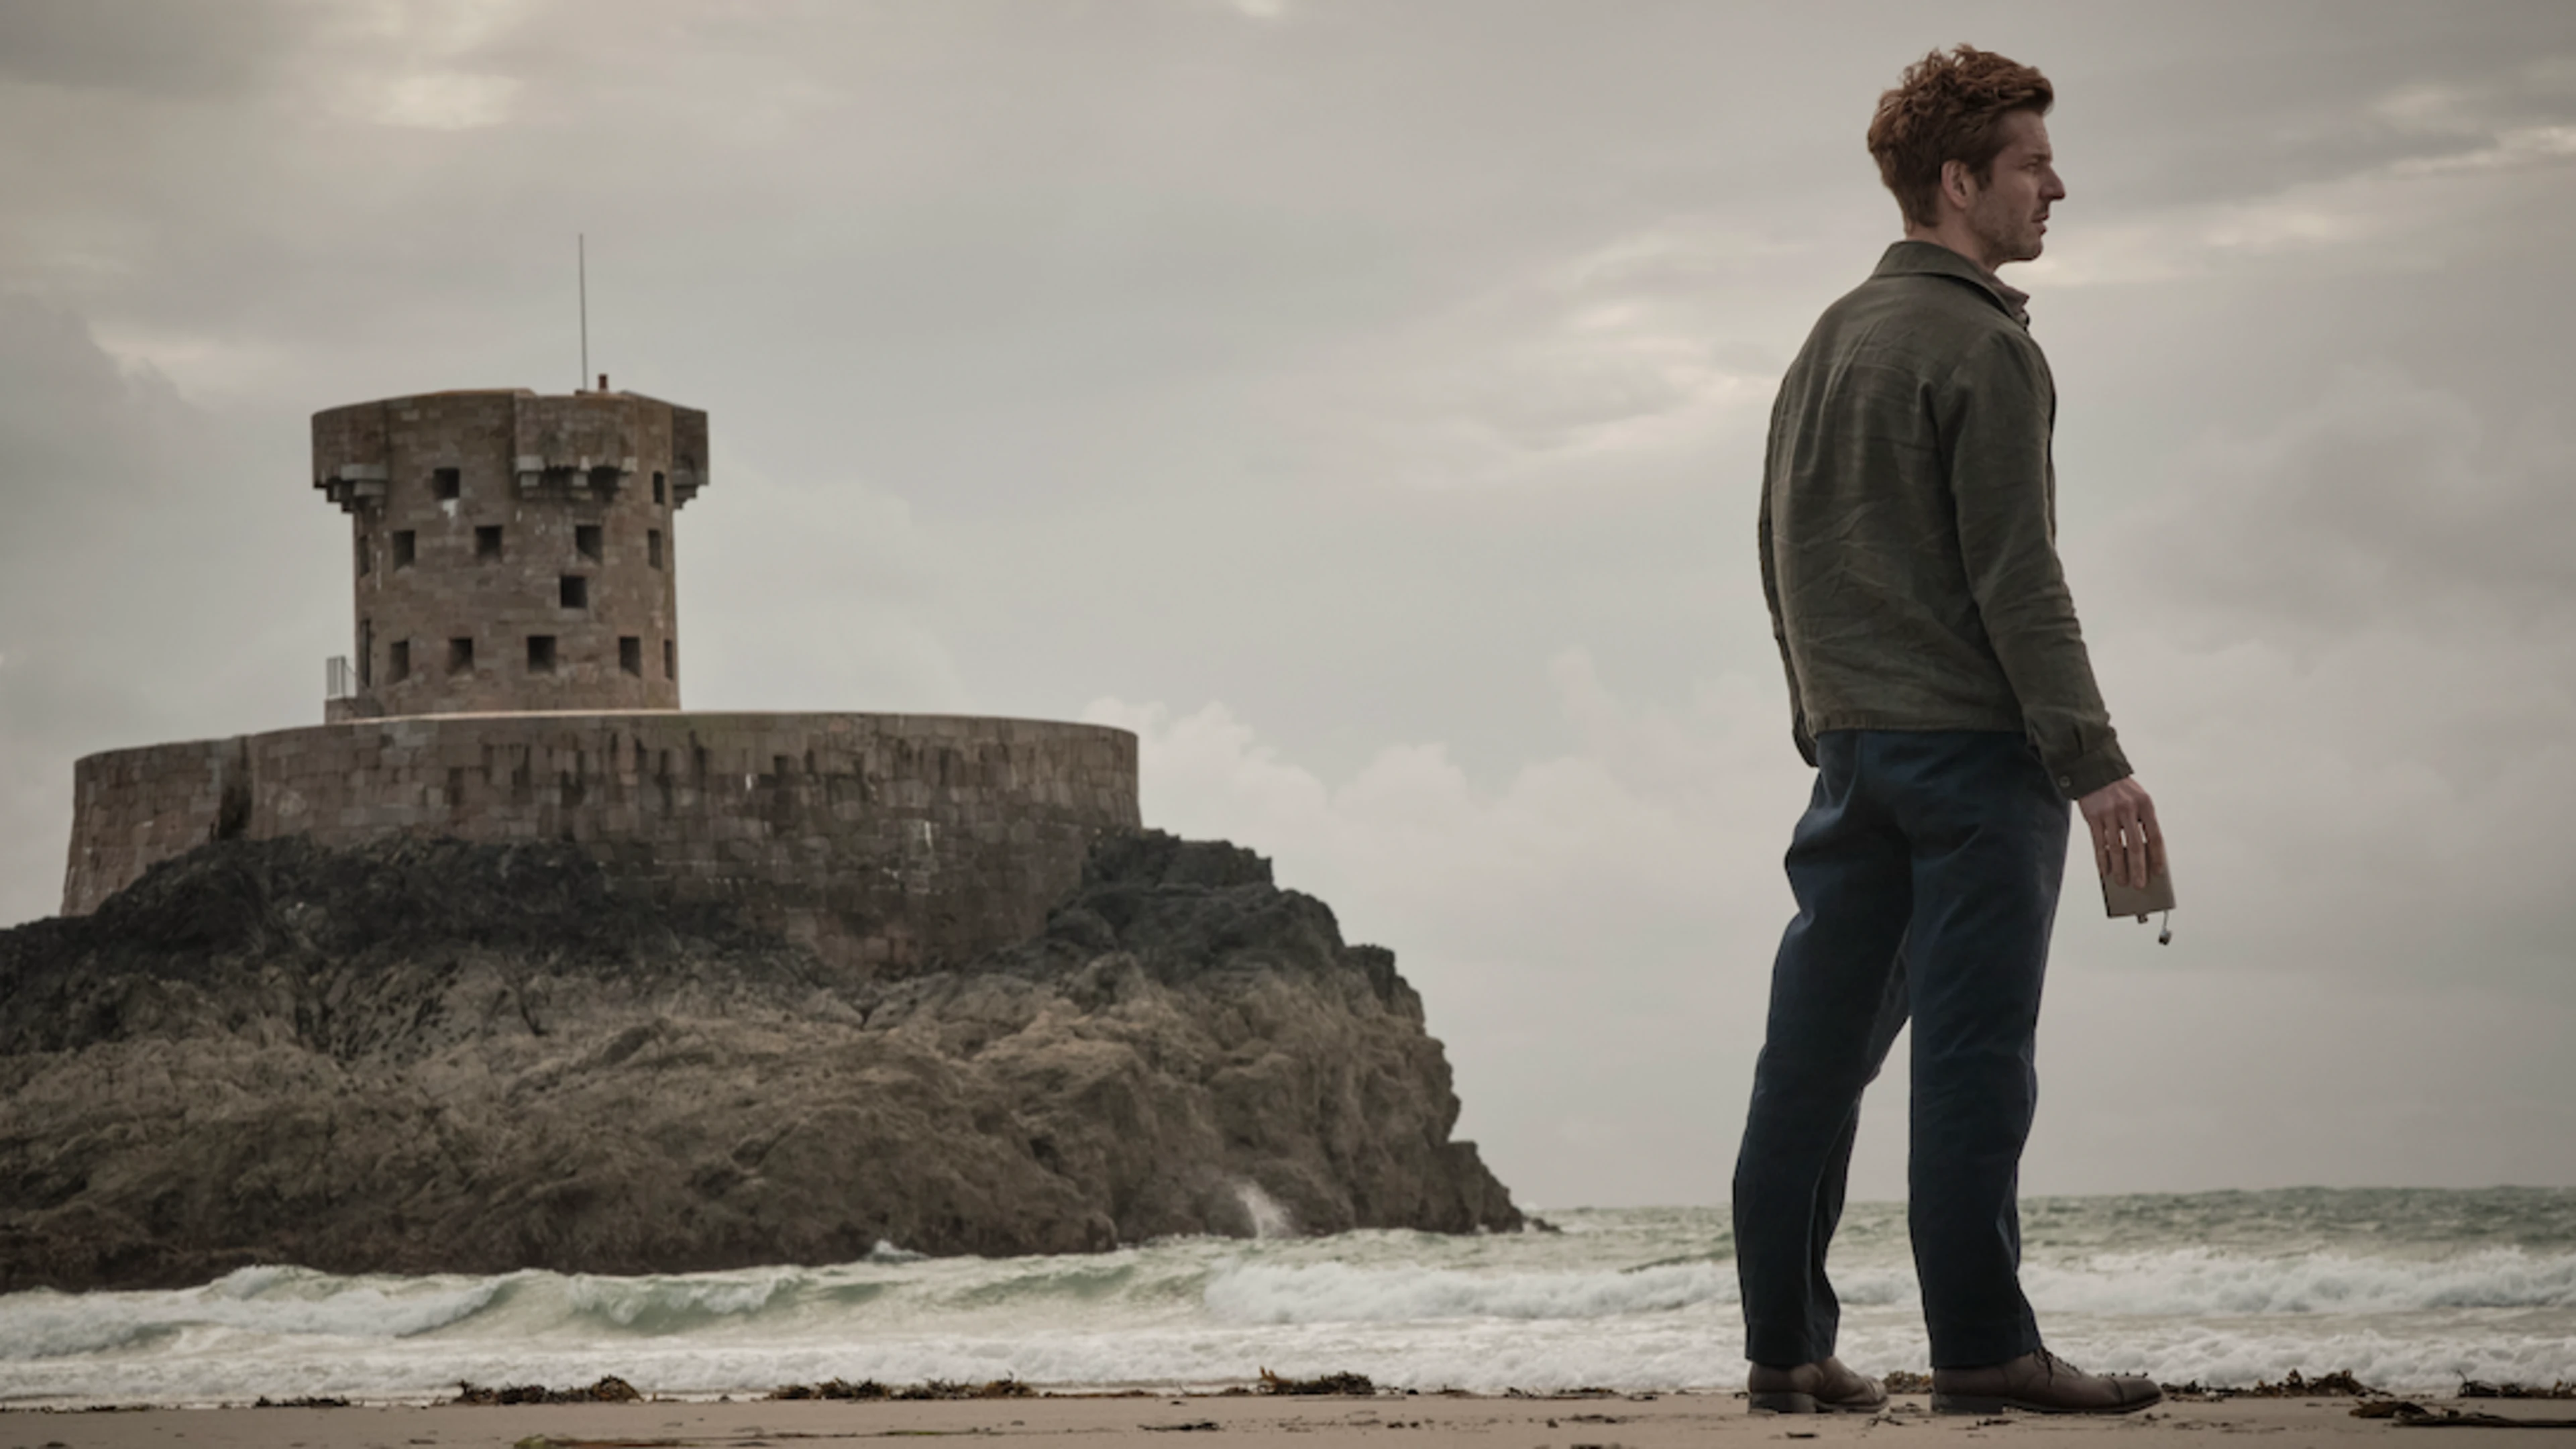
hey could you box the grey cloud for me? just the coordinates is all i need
[2113,366,2576,641]
[1996,2,2576,217]
[2059,366,2576,1007]
[0,297,335,926]
[684,468,969,716]
[0,0,305,97]
[0,294,184,491]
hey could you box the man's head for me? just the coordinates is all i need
[1868,46,2064,271]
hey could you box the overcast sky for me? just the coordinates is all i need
[4,0,2573,1208]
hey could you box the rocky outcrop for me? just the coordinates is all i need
[0,831,1519,1292]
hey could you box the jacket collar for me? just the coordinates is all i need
[1874,239,2031,325]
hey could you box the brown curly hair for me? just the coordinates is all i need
[1868,46,2054,229]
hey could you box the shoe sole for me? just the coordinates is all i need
[1750,1392,1890,1414]
[1931,1393,2161,1416]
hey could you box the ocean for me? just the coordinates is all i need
[4,1187,2572,1407]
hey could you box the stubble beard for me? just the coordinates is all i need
[1972,202,2045,270]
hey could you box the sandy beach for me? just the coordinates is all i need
[9,1391,2576,1449]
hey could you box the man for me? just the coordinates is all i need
[1731,46,2167,1417]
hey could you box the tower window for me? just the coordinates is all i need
[392,530,416,568]
[653,472,667,505]
[576,524,602,561]
[356,534,372,576]
[647,529,663,569]
[560,575,588,609]
[663,639,676,681]
[586,465,621,496]
[527,635,557,674]
[433,467,461,501]
[476,525,503,559]
[390,640,411,682]
[619,636,642,676]
[358,619,373,687]
[449,637,475,674]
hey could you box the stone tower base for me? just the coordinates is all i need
[62,712,1139,975]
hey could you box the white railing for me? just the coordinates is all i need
[325,655,356,700]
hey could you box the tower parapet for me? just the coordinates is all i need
[314,387,706,719]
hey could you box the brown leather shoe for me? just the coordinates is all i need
[1931,1348,2162,1415]
[1747,1356,1889,1414]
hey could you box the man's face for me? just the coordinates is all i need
[1962,109,2065,268]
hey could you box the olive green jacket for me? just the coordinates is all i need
[1759,240,2131,800]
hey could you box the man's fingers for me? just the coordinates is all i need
[2095,812,2155,889]
[2078,780,2164,893]
[2094,818,2117,886]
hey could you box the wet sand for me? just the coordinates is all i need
[9,1391,2574,1448]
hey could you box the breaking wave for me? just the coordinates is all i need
[2027,1246,2576,1316]
[5,1191,2574,1404]
[1203,1258,1736,1324]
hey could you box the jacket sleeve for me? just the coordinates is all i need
[1758,395,1817,767]
[1940,331,2130,800]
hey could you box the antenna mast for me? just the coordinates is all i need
[578,233,589,390]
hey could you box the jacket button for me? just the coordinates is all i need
[2057,776,2073,788]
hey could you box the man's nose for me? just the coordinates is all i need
[2043,168,2068,201]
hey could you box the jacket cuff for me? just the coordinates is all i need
[2043,739,2131,802]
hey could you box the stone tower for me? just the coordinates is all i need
[68,378,1139,973]
[312,385,707,719]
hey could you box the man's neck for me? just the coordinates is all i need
[1902,221,2006,278]
[1897,226,2030,319]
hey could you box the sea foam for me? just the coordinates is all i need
[2025,1246,2576,1316]
[5,1193,2574,1405]
[1203,1258,1735,1324]
[0,1267,505,1362]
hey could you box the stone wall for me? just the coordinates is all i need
[58,737,254,916]
[63,712,1140,975]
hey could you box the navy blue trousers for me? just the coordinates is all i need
[1731,730,2068,1371]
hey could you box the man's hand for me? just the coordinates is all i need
[2077,777,2164,890]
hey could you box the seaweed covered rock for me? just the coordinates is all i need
[0,831,1519,1291]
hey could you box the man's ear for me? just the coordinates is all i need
[1939,157,1978,214]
